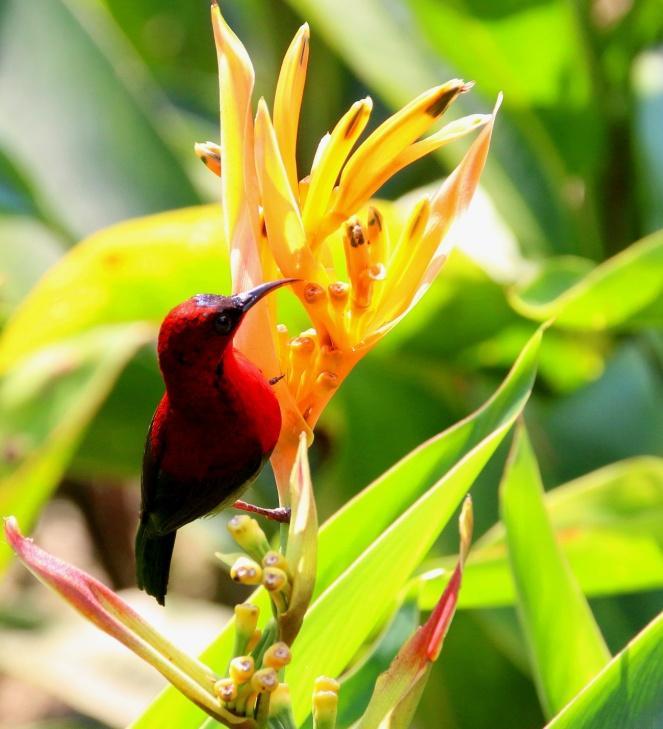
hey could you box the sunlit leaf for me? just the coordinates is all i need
[509,232,663,329]
[0,205,228,371]
[501,424,610,717]
[419,456,663,609]
[544,612,663,729]
[0,0,200,239]
[0,324,151,572]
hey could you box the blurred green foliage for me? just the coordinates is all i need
[0,0,662,728]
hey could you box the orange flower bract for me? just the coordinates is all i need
[206,2,499,498]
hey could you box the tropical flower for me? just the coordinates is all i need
[200,2,499,494]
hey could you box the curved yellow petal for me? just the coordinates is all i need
[273,23,310,199]
[302,97,373,242]
[333,80,469,218]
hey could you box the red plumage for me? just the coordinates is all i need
[135,282,292,604]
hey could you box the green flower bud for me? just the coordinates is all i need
[227,515,270,560]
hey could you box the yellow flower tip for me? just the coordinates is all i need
[194,141,221,176]
[262,550,290,573]
[227,514,269,558]
[315,371,339,390]
[328,282,350,302]
[229,655,255,685]
[263,641,292,669]
[230,556,263,585]
[263,566,289,592]
[234,602,260,634]
[250,667,279,694]
[459,494,474,565]
[314,676,340,694]
[303,282,326,304]
[424,78,469,117]
[214,677,238,703]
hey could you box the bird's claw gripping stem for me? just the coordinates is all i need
[232,500,291,523]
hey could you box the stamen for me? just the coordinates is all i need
[343,220,371,308]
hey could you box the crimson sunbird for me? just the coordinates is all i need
[135,279,296,604]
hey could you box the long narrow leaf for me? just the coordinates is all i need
[501,424,610,717]
[545,612,663,729]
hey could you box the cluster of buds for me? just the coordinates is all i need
[227,515,293,616]
[212,599,294,723]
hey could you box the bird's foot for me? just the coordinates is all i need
[269,374,285,386]
[232,500,291,523]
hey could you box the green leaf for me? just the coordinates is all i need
[545,612,663,729]
[0,205,229,371]
[0,0,200,240]
[279,434,318,645]
[0,324,151,572]
[508,232,663,329]
[130,327,541,728]
[500,424,610,717]
[419,456,663,609]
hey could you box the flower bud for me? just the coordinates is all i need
[262,550,290,574]
[313,677,339,729]
[213,678,237,702]
[235,602,259,635]
[314,676,340,694]
[262,641,292,669]
[229,655,255,685]
[262,566,288,592]
[227,516,270,560]
[250,667,279,694]
[230,556,263,585]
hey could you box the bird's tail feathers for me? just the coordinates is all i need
[135,521,176,606]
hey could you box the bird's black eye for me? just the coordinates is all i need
[214,313,233,335]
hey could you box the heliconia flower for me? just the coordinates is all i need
[354,496,474,729]
[206,2,499,492]
[2,516,256,728]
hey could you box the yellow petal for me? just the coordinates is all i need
[302,97,373,242]
[368,95,501,344]
[376,113,491,189]
[333,80,469,218]
[254,99,318,281]
[211,2,262,293]
[273,23,310,199]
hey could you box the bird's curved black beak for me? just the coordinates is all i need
[236,278,299,313]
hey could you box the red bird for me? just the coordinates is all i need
[136,279,295,604]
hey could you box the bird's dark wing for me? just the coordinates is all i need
[150,449,265,534]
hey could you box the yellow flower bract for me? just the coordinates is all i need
[208,2,498,486]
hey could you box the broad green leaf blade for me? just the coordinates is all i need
[419,456,663,609]
[0,205,229,371]
[0,324,151,572]
[509,232,663,329]
[501,424,610,717]
[0,0,200,239]
[545,612,663,729]
[131,327,542,729]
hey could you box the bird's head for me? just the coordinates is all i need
[157,279,297,374]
